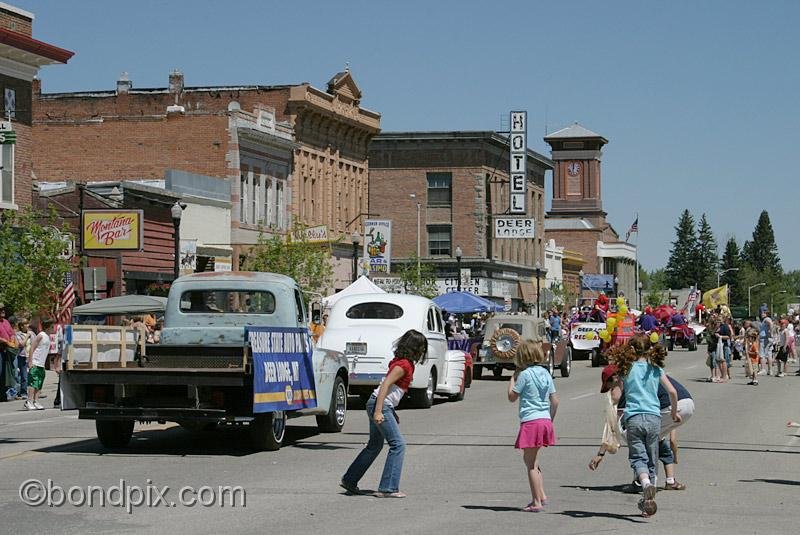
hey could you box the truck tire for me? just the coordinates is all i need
[489,328,521,360]
[668,338,675,351]
[410,369,436,408]
[96,420,134,448]
[591,349,600,368]
[689,339,698,351]
[547,348,555,377]
[560,347,572,378]
[472,365,482,381]
[250,411,286,451]
[317,375,347,433]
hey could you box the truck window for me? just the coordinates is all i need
[294,290,306,324]
[499,323,523,335]
[427,308,436,332]
[345,302,404,320]
[179,290,276,314]
[434,308,444,334]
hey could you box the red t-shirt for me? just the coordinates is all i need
[388,357,415,392]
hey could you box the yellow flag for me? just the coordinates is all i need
[702,285,729,308]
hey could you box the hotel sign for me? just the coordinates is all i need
[81,210,144,251]
[509,111,527,214]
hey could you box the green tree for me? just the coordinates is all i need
[242,223,334,297]
[0,209,72,317]
[395,253,438,298]
[550,281,577,310]
[720,237,745,306]
[665,210,698,289]
[741,210,782,277]
[695,213,718,290]
[647,268,668,291]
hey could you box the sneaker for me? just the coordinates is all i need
[374,491,407,498]
[777,372,786,378]
[33,401,44,410]
[24,400,35,410]
[747,380,755,385]
[757,370,766,376]
[641,483,657,516]
[753,380,759,385]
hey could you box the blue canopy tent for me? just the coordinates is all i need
[433,291,504,314]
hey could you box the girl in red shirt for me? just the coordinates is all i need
[341,329,427,498]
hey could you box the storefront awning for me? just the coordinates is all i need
[519,281,536,303]
[197,245,232,257]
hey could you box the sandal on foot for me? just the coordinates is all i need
[522,504,545,512]
[374,491,407,498]
[663,481,686,490]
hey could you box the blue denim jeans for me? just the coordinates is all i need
[625,413,661,480]
[342,396,406,493]
[16,355,27,393]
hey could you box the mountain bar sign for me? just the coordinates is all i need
[509,111,527,214]
[81,210,144,251]
[495,217,535,238]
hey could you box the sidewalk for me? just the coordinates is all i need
[0,369,61,414]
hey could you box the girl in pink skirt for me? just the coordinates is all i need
[508,340,559,512]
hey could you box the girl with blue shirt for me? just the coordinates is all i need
[609,334,680,517]
[508,340,559,512]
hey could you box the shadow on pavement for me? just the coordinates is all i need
[556,510,646,523]
[33,424,324,457]
[462,505,526,512]
[739,478,800,486]
[561,484,636,494]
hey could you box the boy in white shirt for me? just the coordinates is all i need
[25,317,53,410]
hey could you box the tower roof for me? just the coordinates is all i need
[544,122,607,143]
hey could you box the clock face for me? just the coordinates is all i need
[567,161,582,177]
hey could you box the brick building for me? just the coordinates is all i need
[369,131,553,310]
[0,2,72,211]
[543,123,636,301]
[33,69,380,288]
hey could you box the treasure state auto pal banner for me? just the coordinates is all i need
[363,219,392,274]
[247,327,317,413]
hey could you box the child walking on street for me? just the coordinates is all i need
[608,334,680,517]
[508,340,559,512]
[14,319,32,400]
[25,317,53,410]
[746,330,760,385]
[340,329,427,498]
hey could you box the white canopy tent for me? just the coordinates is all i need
[323,276,386,310]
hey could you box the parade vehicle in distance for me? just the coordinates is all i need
[668,324,698,351]
[60,272,349,451]
[475,314,570,378]
[317,293,468,407]
[568,320,606,367]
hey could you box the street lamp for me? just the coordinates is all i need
[578,269,584,306]
[170,201,185,281]
[614,275,620,298]
[534,261,542,318]
[638,281,643,310]
[771,290,787,314]
[455,246,463,292]
[717,267,739,287]
[748,282,766,318]
[351,230,360,282]
[409,193,421,278]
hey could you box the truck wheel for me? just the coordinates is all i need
[560,347,572,378]
[591,349,600,368]
[492,366,503,379]
[668,338,675,351]
[547,348,555,377]
[250,411,286,451]
[410,369,436,408]
[689,339,698,351]
[317,376,347,433]
[473,365,482,380]
[96,420,134,448]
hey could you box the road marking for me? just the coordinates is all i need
[570,392,595,401]
[685,364,698,369]
[1,415,75,427]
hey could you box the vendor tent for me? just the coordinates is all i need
[323,276,386,310]
[433,291,504,313]
[73,295,168,316]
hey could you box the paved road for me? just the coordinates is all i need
[1,350,798,535]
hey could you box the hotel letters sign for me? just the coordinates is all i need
[81,210,144,251]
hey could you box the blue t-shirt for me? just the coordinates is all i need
[549,315,561,332]
[618,376,691,410]
[622,361,663,420]
[512,366,556,422]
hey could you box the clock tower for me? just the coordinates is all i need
[544,122,608,226]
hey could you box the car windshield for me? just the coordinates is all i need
[345,302,404,320]
[179,290,276,314]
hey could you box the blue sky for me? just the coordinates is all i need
[19,0,800,271]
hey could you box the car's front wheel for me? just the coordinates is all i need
[560,347,572,377]
[317,375,347,433]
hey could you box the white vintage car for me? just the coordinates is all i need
[317,293,467,408]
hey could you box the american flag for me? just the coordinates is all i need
[57,271,76,325]
[625,216,639,241]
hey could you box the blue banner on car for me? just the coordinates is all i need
[246,327,317,413]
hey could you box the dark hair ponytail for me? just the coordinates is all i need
[394,329,428,364]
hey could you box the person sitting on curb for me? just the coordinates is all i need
[588,364,694,492]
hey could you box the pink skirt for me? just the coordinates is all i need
[515,418,556,449]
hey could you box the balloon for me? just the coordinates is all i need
[650,332,660,344]
[607,317,617,330]
[599,329,609,339]
[586,331,597,340]
[616,297,625,307]
[601,333,611,343]
[619,305,629,315]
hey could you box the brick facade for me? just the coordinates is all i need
[0,6,32,37]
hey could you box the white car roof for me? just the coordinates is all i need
[329,293,437,319]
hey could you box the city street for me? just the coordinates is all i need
[1,350,798,535]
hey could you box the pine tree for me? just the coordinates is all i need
[695,213,718,290]
[665,210,698,289]
[742,210,782,277]
[720,237,745,306]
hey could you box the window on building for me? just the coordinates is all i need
[427,172,452,206]
[264,178,273,226]
[240,173,248,224]
[427,225,452,256]
[276,181,285,229]
[0,144,13,207]
[253,174,260,224]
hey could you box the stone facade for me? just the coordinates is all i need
[369,131,552,309]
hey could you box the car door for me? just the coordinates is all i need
[426,306,447,384]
